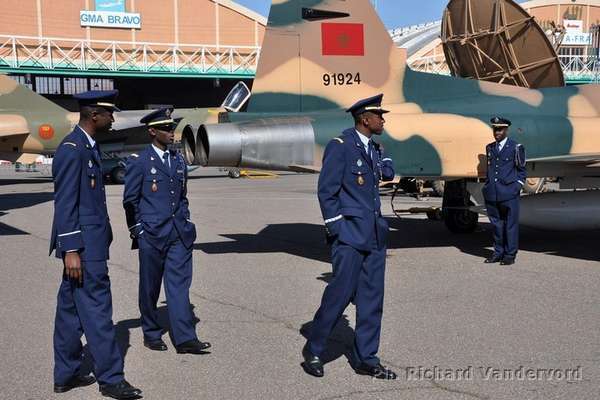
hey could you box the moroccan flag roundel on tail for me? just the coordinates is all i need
[321,23,365,56]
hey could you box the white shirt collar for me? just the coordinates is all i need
[355,129,371,151]
[497,137,508,150]
[78,125,95,148]
[151,144,169,159]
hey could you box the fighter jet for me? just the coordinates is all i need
[182,0,600,232]
[0,75,249,181]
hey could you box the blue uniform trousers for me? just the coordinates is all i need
[486,197,520,258]
[53,261,124,385]
[138,228,197,346]
[308,237,386,367]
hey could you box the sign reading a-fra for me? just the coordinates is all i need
[80,11,141,29]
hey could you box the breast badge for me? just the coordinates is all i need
[151,179,158,192]
[357,175,365,186]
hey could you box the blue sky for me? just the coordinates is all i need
[235,0,526,29]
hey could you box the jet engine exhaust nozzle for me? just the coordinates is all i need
[195,117,315,171]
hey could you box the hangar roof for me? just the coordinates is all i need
[216,0,267,25]
[520,0,600,7]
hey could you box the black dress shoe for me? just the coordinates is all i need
[301,343,324,378]
[500,257,515,265]
[99,380,142,399]
[143,338,168,351]
[54,374,96,393]
[484,254,503,264]
[354,363,398,380]
[175,339,211,354]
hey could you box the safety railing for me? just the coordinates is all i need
[408,53,600,84]
[0,35,260,77]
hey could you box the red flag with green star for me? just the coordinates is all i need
[321,23,365,56]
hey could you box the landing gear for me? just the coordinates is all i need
[228,168,241,179]
[442,179,478,233]
[110,166,126,184]
[430,180,445,197]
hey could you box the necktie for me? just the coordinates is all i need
[367,140,374,163]
[162,151,170,168]
[91,144,101,160]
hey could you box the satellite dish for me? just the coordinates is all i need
[441,0,564,88]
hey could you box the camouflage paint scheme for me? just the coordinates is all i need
[0,74,221,162]
[226,0,600,180]
[3,0,599,181]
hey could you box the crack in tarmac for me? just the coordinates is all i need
[312,381,489,400]
[313,386,436,400]
[20,233,490,400]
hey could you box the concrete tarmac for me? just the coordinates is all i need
[0,169,599,400]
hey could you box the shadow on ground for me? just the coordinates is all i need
[113,303,201,361]
[0,178,52,186]
[300,316,356,367]
[195,218,600,263]
[0,192,54,211]
[0,192,55,235]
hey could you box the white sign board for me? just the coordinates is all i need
[564,20,583,33]
[80,11,141,29]
[563,33,592,46]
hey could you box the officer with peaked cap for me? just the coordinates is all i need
[123,108,210,355]
[482,116,527,265]
[50,90,142,399]
[302,94,397,379]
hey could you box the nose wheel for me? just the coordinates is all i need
[442,179,478,233]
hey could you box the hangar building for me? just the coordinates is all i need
[394,0,600,84]
[0,0,266,109]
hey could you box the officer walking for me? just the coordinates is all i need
[302,94,397,379]
[50,91,142,399]
[482,116,527,265]
[123,108,210,354]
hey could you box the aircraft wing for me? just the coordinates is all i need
[0,115,29,137]
[528,154,600,163]
[288,165,320,174]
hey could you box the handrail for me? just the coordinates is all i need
[408,53,600,83]
[0,34,260,77]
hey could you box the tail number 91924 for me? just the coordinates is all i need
[323,73,361,86]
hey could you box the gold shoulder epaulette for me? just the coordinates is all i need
[63,142,77,147]
[334,137,344,144]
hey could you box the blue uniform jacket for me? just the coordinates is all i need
[49,126,113,261]
[482,138,527,203]
[318,128,395,251]
[123,145,196,250]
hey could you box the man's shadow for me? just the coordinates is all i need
[300,316,356,367]
[80,302,203,369]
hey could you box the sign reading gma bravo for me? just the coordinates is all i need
[80,11,141,29]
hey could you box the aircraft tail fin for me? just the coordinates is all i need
[0,74,67,113]
[247,0,408,113]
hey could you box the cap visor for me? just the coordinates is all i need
[152,123,177,131]
[100,105,120,112]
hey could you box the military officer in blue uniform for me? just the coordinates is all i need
[302,94,397,379]
[123,108,210,355]
[50,91,142,399]
[482,116,527,266]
